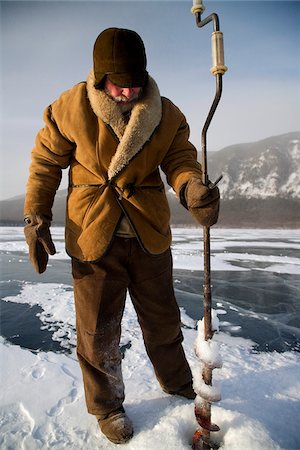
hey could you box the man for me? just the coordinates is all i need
[24,28,220,444]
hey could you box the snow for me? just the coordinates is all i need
[195,333,223,370]
[1,227,300,449]
[194,312,223,370]
[1,320,300,449]
[194,380,222,403]
[288,139,300,160]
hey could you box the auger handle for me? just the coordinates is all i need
[211,31,227,76]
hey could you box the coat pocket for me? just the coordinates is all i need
[66,186,103,233]
[81,188,102,229]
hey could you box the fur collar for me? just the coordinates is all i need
[86,70,162,180]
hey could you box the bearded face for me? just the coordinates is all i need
[104,77,143,112]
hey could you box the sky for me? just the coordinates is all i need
[1,0,299,200]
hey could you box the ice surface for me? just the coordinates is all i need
[1,289,300,448]
[172,227,300,274]
[2,227,300,274]
[1,227,300,449]
[1,321,300,449]
[2,283,76,350]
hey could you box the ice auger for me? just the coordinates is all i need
[190,1,227,449]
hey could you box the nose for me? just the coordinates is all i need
[121,88,133,99]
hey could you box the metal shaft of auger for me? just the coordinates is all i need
[194,77,223,450]
[192,6,225,449]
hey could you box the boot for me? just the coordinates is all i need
[163,381,196,400]
[97,407,134,444]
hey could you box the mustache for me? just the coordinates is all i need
[113,93,140,103]
[104,89,142,104]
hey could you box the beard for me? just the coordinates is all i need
[104,89,142,113]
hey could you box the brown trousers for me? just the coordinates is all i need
[72,236,192,416]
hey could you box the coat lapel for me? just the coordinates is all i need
[86,70,162,180]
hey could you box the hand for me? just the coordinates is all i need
[185,178,220,227]
[24,214,56,273]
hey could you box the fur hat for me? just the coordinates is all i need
[93,28,148,89]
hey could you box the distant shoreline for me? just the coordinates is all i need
[1,223,300,230]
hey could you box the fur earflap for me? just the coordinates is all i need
[86,70,162,180]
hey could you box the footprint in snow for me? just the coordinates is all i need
[31,366,46,379]
[47,387,79,417]
[21,364,46,380]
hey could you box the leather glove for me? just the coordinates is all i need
[185,177,220,227]
[24,214,56,273]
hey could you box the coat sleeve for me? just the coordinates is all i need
[24,103,75,219]
[160,114,202,197]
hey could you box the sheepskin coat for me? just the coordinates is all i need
[24,72,202,261]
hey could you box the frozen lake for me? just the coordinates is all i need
[1,226,300,450]
[1,227,300,353]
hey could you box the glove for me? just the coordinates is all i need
[24,214,56,273]
[185,177,220,227]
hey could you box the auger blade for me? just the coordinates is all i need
[192,430,220,450]
[195,408,220,432]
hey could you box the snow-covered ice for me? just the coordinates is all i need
[1,227,300,449]
[1,307,299,449]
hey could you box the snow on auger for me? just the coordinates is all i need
[190,1,227,449]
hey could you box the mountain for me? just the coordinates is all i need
[207,131,300,200]
[1,132,299,228]
[206,131,300,227]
